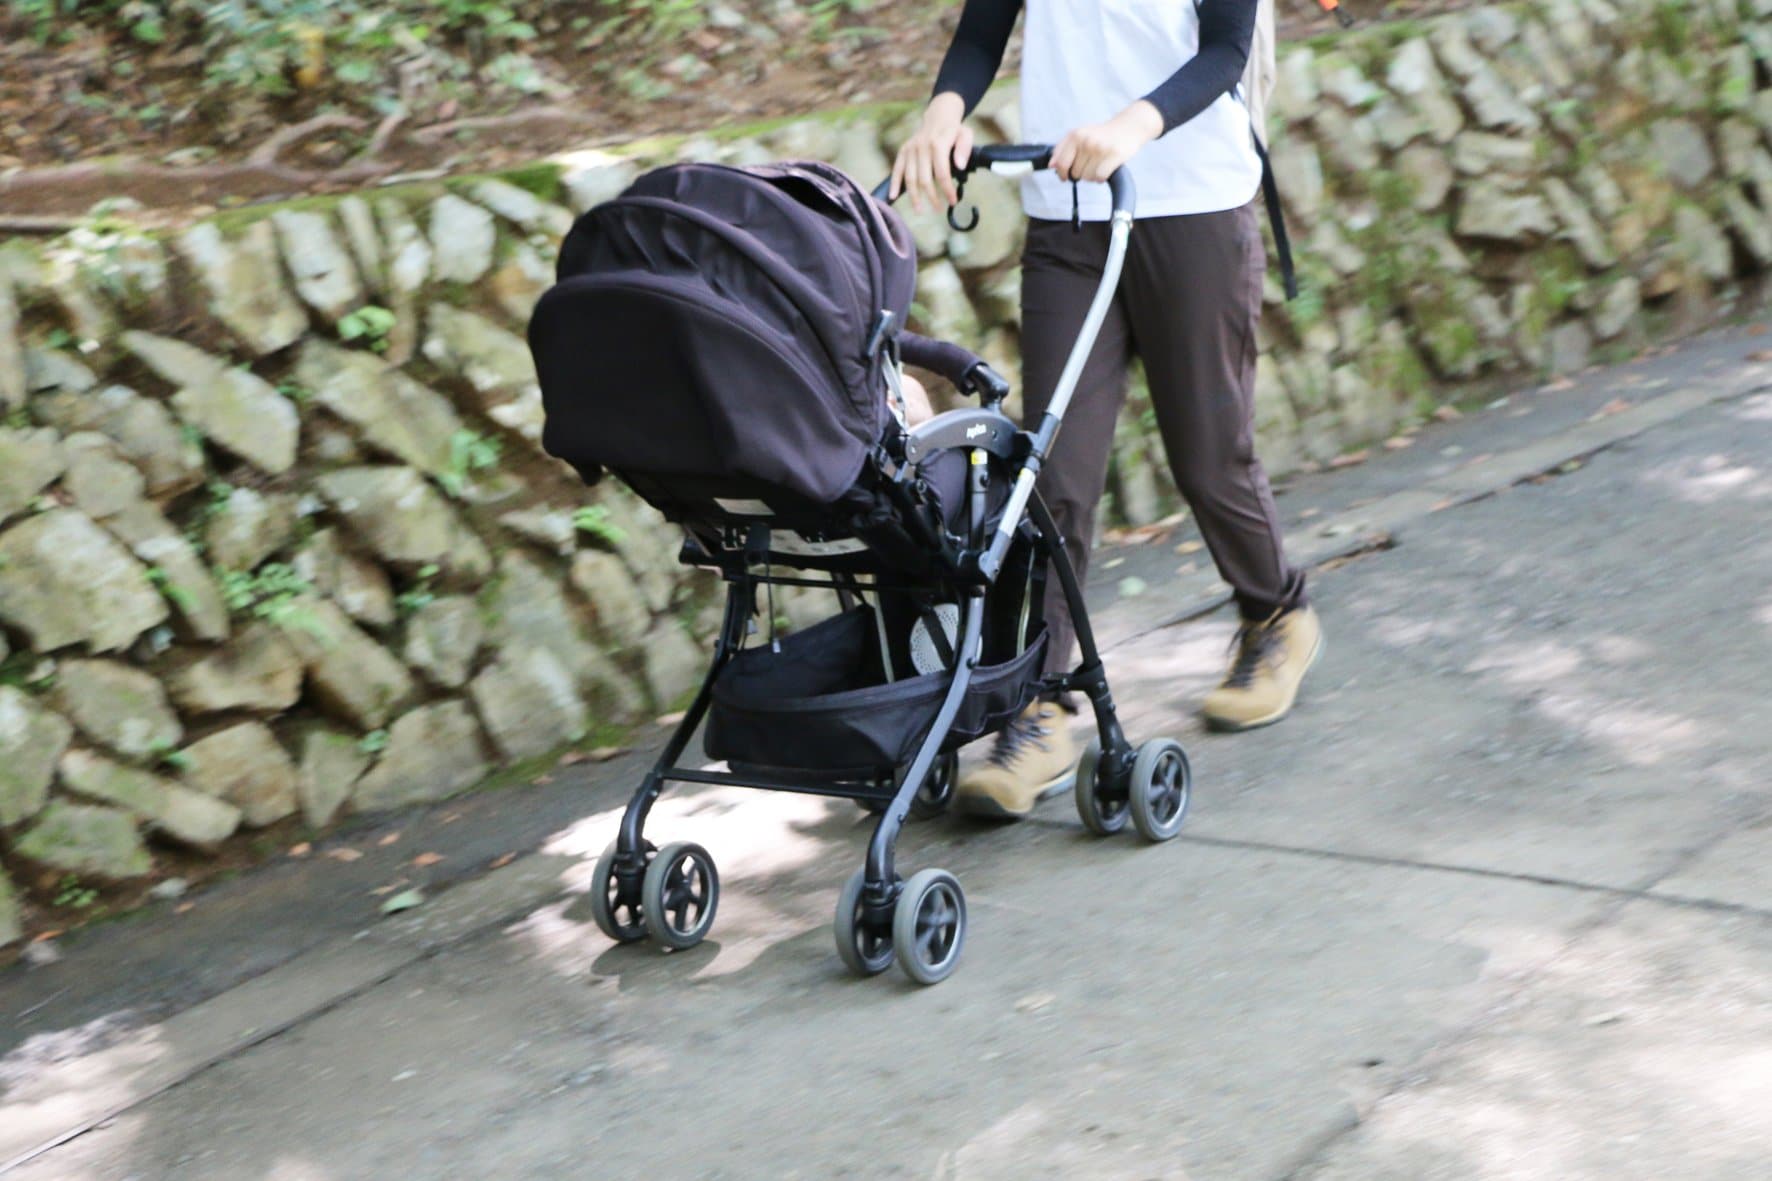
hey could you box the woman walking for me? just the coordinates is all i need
[892,0,1322,819]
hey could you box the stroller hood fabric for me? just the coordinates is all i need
[530,161,919,503]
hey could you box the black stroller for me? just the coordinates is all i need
[528,145,1192,985]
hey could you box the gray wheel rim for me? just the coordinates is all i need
[660,853,711,935]
[912,882,962,968]
[895,870,966,985]
[1075,741,1128,835]
[835,870,894,976]
[1132,742,1190,840]
[644,843,718,948]
[591,843,648,941]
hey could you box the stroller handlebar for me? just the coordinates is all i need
[870,143,1136,220]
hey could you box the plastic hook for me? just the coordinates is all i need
[947,177,980,232]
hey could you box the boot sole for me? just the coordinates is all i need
[1202,629,1326,734]
[953,768,1077,820]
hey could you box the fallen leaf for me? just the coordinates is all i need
[1174,540,1204,556]
[1746,323,1768,337]
[588,747,625,762]
[533,775,555,785]
[1589,398,1631,420]
[1382,435,1414,451]
[326,847,363,863]
[1748,349,1772,362]
[380,889,426,915]
[1298,507,1322,520]
[1117,576,1148,598]
[175,902,195,915]
[1328,449,1370,469]
[1432,405,1462,422]
[1176,561,1197,576]
[378,831,402,847]
[559,751,591,766]
[656,711,687,727]
[412,852,444,868]
[1558,459,1584,474]
[489,853,516,870]
[288,842,312,858]
[1541,377,1575,393]
[32,930,61,943]
[1101,556,1125,570]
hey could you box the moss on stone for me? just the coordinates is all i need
[492,162,566,204]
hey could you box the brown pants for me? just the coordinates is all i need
[1020,202,1306,676]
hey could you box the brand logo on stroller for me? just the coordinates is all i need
[967,424,990,440]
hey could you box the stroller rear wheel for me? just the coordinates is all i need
[1073,739,1130,836]
[834,869,896,976]
[642,842,720,950]
[856,751,958,821]
[590,839,654,943]
[894,868,967,986]
[1129,739,1191,842]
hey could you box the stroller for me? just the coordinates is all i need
[528,145,1192,985]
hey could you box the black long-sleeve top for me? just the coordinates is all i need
[931,0,1257,135]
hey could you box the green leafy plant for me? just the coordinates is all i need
[145,566,196,611]
[359,728,390,755]
[439,429,501,497]
[218,563,323,635]
[338,305,397,352]
[276,380,313,405]
[147,738,191,772]
[54,874,99,910]
[572,504,626,547]
[395,563,441,618]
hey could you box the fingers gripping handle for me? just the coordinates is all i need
[872,144,1136,219]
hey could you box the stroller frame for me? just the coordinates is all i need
[589,147,1194,985]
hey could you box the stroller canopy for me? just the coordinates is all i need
[531,161,919,503]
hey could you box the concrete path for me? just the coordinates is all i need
[3,323,1770,1180]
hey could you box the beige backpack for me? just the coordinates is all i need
[1243,0,1277,148]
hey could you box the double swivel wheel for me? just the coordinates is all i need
[589,839,720,951]
[833,866,966,986]
[1075,736,1192,841]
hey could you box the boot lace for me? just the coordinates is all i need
[986,710,1050,769]
[1223,614,1284,690]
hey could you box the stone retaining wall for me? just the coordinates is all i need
[1,0,1768,943]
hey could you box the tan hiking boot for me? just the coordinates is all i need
[954,701,1079,819]
[1201,606,1324,732]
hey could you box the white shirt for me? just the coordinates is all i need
[1019,0,1263,221]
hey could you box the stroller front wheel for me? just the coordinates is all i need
[894,868,966,986]
[1128,739,1191,842]
[642,842,720,950]
[834,869,897,976]
[1073,739,1130,836]
[590,840,654,943]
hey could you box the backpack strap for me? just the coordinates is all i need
[1250,131,1298,301]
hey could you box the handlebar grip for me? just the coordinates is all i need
[972,143,1054,170]
[1108,168,1136,217]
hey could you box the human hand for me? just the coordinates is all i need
[890,92,974,213]
[1049,101,1163,184]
